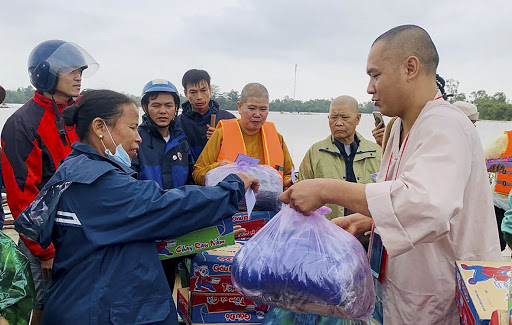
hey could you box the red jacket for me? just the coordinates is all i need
[1,91,79,260]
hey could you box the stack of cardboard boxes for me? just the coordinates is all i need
[175,211,276,324]
[157,218,236,260]
[178,242,267,324]
[231,211,275,240]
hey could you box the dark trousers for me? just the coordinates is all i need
[161,258,178,292]
[495,205,507,251]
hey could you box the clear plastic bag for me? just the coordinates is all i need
[205,162,282,211]
[14,181,71,242]
[231,205,375,320]
[262,307,369,325]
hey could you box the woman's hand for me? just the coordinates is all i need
[236,173,260,193]
[234,225,246,236]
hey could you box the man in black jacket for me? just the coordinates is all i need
[177,69,235,161]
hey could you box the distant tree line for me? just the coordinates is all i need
[4,86,35,104]
[213,91,333,113]
[4,81,512,121]
[211,87,374,114]
[444,78,512,121]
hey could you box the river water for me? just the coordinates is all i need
[1,104,511,165]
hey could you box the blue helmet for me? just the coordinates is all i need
[28,40,98,93]
[141,79,180,108]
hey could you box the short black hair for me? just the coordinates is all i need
[63,89,136,140]
[182,69,211,90]
[373,25,439,76]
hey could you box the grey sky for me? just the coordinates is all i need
[1,0,511,104]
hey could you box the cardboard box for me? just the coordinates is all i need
[178,288,265,324]
[190,291,267,323]
[158,219,235,260]
[456,260,510,325]
[190,243,243,293]
[490,310,509,325]
[232,211,275,239]
[178,287,191,323]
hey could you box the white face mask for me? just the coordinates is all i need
[99,120,131,168]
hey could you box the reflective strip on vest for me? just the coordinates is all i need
[496,180,512,187]
[495,131,512,194]
[216,119,284,177]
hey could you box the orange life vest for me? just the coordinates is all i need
[216,119,284,178]
[495,131,512,194]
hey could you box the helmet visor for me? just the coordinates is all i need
[46,42,99,78]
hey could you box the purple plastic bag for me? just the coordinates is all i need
[205,162,282,211]
[231,205,375,320]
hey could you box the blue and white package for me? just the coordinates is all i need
[231,205,375,320]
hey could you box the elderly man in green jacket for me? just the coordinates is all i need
[299,95,382,220]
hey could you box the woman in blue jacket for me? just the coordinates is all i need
[14,89,259,325]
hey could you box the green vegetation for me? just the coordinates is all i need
[4,86,35,104]
[467,91,512,121]
[213,91,332,113]
[358,101,377,114]
[4,81,512,121]
[444,78,512,121]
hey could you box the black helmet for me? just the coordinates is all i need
[28,40,98,93]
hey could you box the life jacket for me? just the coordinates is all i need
[495,131,512,194]
[216,119,284,177]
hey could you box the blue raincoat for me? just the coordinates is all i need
[15,142,244,325]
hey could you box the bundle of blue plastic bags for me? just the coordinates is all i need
[231,205,375,320]
[205,162,282,211]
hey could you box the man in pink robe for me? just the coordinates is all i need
[281,25,501,324]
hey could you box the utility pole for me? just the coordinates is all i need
[293,64,297,100]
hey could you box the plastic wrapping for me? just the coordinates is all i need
[231,205,375,320]
[263,307,369,325]
[205,162,282,211]
[0,232,35,324]
[14,181,71,242]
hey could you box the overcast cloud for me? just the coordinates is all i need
[1,0,511,103]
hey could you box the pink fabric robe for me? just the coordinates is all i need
[366,92,502,324]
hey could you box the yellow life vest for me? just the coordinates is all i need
[216,119,284,178]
